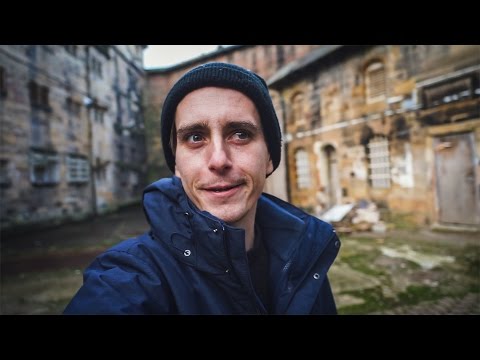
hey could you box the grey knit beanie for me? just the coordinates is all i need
[160,62,282,175]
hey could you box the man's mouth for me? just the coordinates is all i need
[206,184,241,193]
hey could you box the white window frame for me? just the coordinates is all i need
[368,136,391,189]
[29,151,60,185]
[295,149,311,189]
[67,155,89,184]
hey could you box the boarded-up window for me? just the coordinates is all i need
[291,92,306,126]
[366,62,386,102]
[30,151,59,185]
[67,155,89,184]
[368,136,390,188]
[422,75,474,108]
[295,149,311,189]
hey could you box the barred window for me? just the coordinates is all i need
[30,151,59,185]
[295,149,311,189]
[366,62,386,103]
[67,155,89,184]
[368,136,391,188]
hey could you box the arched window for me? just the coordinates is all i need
[295,148,311,189]
[366,61,386,103]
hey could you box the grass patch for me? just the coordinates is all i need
[339,284,445,314]
[397,285,444,305]
[339,286,395,314]
[341,253,385,276]
[382,211,419,231]
[457,245,480,277]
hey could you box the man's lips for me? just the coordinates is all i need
[203,183,243,192]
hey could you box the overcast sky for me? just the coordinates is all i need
[143,45,232,69]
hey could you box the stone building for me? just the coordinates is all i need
[0,45,146,230]
[268,45,480,228]
[144,45,323,201]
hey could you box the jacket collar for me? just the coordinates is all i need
[142,176,326,273]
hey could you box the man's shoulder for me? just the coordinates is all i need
[259,193,335,236]
[102,232,168,262]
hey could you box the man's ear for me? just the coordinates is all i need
[266,158,274,177]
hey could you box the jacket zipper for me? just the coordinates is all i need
[222,226,264,314]
[280,230,337,313]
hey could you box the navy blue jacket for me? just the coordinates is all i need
[64,176,340,314]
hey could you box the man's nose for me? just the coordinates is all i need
[207,140,232,172]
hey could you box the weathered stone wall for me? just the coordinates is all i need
[0,45,146,230]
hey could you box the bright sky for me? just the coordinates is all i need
[143,45,231,69]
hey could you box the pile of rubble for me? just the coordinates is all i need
[319,201,387,233]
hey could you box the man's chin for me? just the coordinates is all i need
[206,208,240,224]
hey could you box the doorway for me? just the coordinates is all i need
[434,132,479,225]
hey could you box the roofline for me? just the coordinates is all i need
[145,45,250,74]
[267,45,347,88]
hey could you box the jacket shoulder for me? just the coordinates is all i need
[64,232,176,314]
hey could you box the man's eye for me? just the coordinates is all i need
[233,131,249,140]
[187,134,203,142]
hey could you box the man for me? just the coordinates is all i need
[64,62,340,314]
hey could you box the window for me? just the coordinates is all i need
[94,45,110,59]
[64,45,77,56]
[366,62,386,103]
[29,81,50,110]
[276,45,285,69]
[0,159,10,187]
[66,97,82,117]
[291,93,306,127]
[30,151,59,185]
[295,149,311,189]
[93,106,105,123]
[368,136,391,188]
[67,155,89,184]
[422,75,475,108]
[91,57,103,78]
[0,66,7,97]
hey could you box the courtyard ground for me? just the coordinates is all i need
[1,205,478,315]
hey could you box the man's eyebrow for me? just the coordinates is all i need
[224,121,260,133]
[176,122,209,138]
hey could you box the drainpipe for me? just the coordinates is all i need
[279,92,292,203]
[84,46,97,217]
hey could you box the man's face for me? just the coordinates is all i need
[174,87,273,229]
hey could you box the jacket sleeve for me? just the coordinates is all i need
[63,249,175,314]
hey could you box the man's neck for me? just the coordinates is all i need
[245,223,255,252]
[230,208,257,252]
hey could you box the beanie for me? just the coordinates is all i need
[160,62,282,175]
